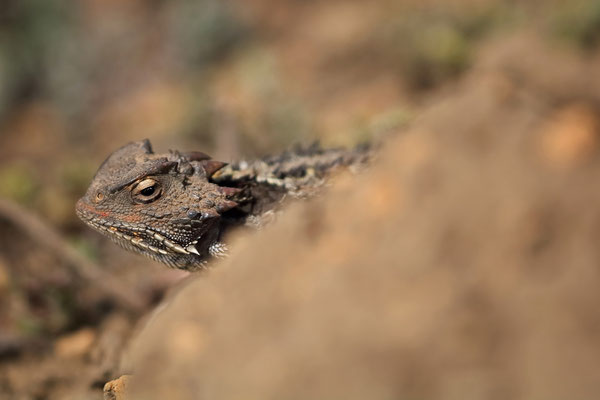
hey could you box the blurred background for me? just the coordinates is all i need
[1,0,600,398]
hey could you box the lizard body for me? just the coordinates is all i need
[76,139,369,270]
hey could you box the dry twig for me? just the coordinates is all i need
[0,197,145,312]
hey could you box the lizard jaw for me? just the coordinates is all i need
[76,205,214,270]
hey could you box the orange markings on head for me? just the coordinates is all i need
[79,200,145,223]
[78,201,111,218]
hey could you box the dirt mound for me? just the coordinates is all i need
[119,34,600,399]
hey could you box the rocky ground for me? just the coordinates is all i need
[119,33,600,399]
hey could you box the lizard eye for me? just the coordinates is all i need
[95,192,104,202]
[131,178,162,203]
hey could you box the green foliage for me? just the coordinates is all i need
[0,164,39,205]
[237,49,311,151]
[165,0,247,66]
[551,0,600,49]
[45,286,77,333]
[381,3,522,89]
[59,160,96,196]
[0,0,75,118]
[0,0,247,129]
[70,236,100,263]
[16,314,44,336]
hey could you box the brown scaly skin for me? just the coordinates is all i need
[76,140,236,271]
[76,139,370,270]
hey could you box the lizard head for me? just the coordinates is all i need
[76,139,238,270]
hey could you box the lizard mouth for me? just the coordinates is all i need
[76,203,201,260]
[88,219,200,256]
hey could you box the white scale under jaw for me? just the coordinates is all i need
[127,231,202,256]
[93,221,222,259]
[208,242,228,258]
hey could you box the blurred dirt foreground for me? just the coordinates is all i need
[108,33,600,400]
